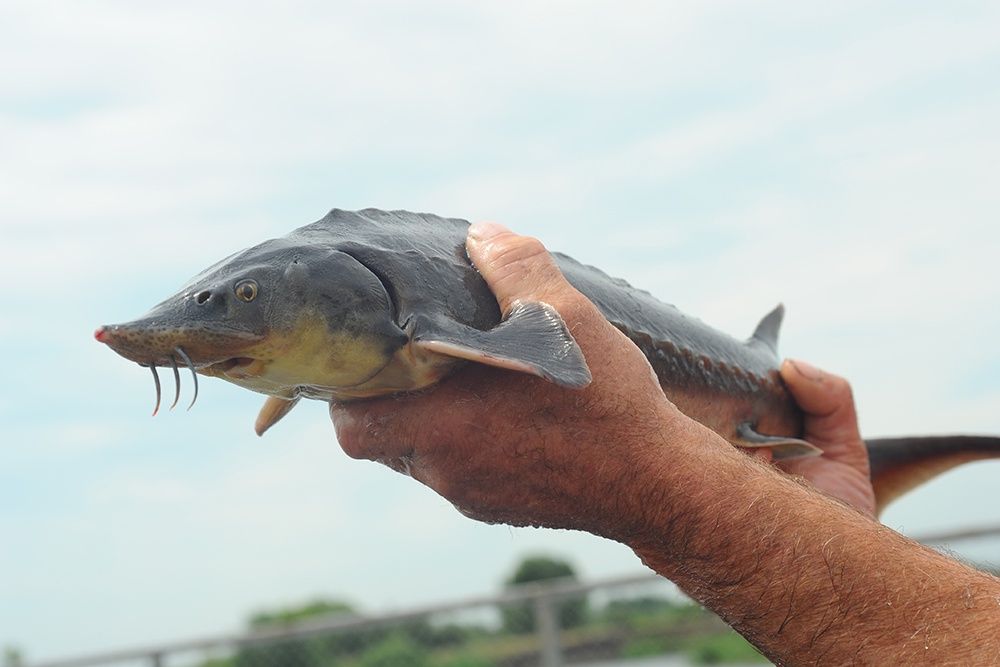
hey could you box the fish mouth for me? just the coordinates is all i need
[205,356,257,374]
[201,356,269,382]
[94,323,264,415]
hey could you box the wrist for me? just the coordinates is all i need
[597,410,736,546]
[622,419,767,569]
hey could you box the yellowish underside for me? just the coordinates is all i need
[201,313,463,401]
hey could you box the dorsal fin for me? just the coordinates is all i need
[748,303,784,354]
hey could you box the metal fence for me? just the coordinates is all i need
[21,525,1000,667]
[25,573,732,667]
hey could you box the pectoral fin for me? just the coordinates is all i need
[411,300,592,388]
[255,396,301,436]
[735,422,823,460]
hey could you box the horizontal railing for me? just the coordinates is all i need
[24,523,1000,667]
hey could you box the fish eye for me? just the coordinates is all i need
[234,280,258,302]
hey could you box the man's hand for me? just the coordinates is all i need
[330,222,706,541]
[779,360,877,517]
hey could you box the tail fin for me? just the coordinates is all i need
[866,436,1000,514]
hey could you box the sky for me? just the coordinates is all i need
[2,0,1000,659]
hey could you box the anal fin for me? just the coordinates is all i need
[735,421,822,461]
[255,396,301,436]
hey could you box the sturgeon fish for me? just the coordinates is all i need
[95,208,1000,514]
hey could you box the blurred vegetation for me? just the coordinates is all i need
[249,599,357,627]
[687,632,768,665]
[2,646,23,667]
[200,554,766,667]
[357,634,428,667]
[501,555,586,634]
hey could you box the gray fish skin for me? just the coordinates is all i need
[330,209,800,445]
[551,251,803,449]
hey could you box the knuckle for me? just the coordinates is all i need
[329,405,384,460]
[337,432,370,460]
[488,236,556,282]
[434,468,477,507]
[337,431,374,460]
[827,373,855,403]
[433,475,458,501]
[558,290,602,327]
[376,455,414,477]
[453,502,490,523]
[491,235,549,266]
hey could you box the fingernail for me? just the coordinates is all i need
[469,221,510,242]
[789,359,824,382]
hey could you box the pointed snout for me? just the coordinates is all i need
[93,320,190,366]
[94,319,264,368]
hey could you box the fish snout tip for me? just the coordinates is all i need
[94,326,109,343]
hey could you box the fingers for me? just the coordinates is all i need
[330,401,388,460]
[466,222,586,316]
[778,359,874,515]
[330,398,418,463]
[330,369,492,466]
[780,359,860,447]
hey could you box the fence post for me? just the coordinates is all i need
[534,593,562,667]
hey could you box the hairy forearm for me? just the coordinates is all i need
[627,419,1000,666]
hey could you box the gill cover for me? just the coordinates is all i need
[251,249,409,433]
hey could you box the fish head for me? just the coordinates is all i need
[96,237,408,402]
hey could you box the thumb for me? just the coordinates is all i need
[780,359,860,447]
[466,222,581,314]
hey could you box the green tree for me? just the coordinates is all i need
[248,599,356,627]
[2,646,23,667]
[236,598,366,667]
[358,634,429,667]
[501,555,587,633]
